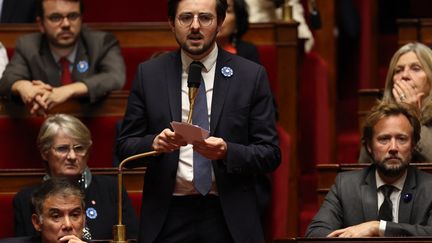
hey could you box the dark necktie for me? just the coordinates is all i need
[59,57,72,85]
[190,61,212,195]
[378,184,395,221]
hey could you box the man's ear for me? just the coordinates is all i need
[366,143,372,155]
[32,214,42,232]
[37,17,45,33]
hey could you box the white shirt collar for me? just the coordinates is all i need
[375,168,407,191]
[181,44,218,73]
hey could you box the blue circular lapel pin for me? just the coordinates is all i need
[77,60,89,73]
[403,193,412,203]
[86,207,98,219]
[221,66,233,77]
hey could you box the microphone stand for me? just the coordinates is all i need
[111,150,159,243]
[187,86,199,124]
[113,63,201,242]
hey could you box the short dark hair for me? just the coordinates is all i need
[36,0,84,19]
[32,177,85,216]
[168,0,228,24]
[232,0,249,39]
[362,101,421,157]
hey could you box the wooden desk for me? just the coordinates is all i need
[0,167,145,195]
[357,89,382,134]
[0,90,128,118]
[316,163,432,205]
[397,18,432,46]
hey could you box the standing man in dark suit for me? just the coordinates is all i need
[0,0,125,116]
[306,102,432,237]
[116,0,280,242]
[0,0,36,23]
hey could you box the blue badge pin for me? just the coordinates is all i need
[86,207,98,219]
[403,193,413,203]
[221,66,233,77]
[77,60,89,73]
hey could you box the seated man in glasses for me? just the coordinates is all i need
[1,178,89,243]
[13,114,138,240]
[0,0,125,116]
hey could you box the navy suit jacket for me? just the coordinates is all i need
[117,47,280,243]
[306,165,432,237]
[1,0,36,23]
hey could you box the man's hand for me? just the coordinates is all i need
[59,234,87,243]
[327,221,380,237]
[11,80,51,106]
[152,128,187,152]
[193,136,227,160]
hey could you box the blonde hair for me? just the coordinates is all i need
[37,114,92,154]
[382,42,432,124]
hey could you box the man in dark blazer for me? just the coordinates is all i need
[116,0,280,242]
[0,0,125,115]
[0,0,36,23]
[306,102,432,237]
[0,178,89,243]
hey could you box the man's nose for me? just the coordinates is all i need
[62,216,73,231]
[388,139,399,154]
[190,16,200,29]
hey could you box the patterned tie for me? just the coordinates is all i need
[190,61,212,195]
[59,57,72,85]
[378,184,395,222]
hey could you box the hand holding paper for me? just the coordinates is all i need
[170,121,210,144]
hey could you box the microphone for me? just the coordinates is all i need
[187,61,203,124]
[112,150,159,243]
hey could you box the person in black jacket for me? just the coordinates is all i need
[13,114,138,241]
[217,0,260,64]
[2,178,89,243]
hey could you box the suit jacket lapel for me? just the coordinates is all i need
[398,166,416,223]
[362,167,379,221]
[167,51,182,122]
[39,38,61,86]
[210,48,232,134]
[72,37,89,82]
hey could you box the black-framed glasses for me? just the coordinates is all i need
[52,144,88,156]
[177,13,215,27]
[46,12,81,24]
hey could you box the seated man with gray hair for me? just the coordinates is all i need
[1,177,88,243]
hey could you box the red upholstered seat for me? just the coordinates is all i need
[268,125,291,239]
[0,193,15,238]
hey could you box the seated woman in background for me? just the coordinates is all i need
[217,0,260,64]
[359,42,432,163]
[13,114,138,240]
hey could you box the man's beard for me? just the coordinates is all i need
[375,155,410,178]
[177,31,217,57]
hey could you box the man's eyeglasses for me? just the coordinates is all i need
[52,144,88,156]
[46,12,81,24]
[177,13,215,27]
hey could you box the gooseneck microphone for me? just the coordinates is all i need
[187,61,203,124]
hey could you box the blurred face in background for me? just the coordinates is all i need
[393,51,430,100]
[218,0,236,40]
[42,129,89,178]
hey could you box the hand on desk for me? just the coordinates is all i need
[327,221,380,237]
